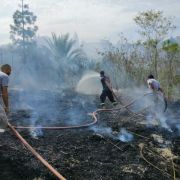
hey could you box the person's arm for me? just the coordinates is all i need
[2,86,9,114]
[105,80,113,91]
[148,82,155,90]
[2,75,9,114]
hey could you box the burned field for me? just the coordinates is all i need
[0,90,180,180]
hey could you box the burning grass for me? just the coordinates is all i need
[0,90,180,180]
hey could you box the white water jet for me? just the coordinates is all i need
[76,71,102,95]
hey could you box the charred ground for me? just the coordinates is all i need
[0,90,179,180]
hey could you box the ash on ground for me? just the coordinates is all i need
[0,90,179,180]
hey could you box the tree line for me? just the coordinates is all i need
[1,0,180,98]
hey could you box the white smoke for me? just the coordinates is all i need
[118,128,134,142]
[30,125,43,139]
[90,126,113,137]
[91,126,134,142]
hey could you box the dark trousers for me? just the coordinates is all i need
[100,89,115,103]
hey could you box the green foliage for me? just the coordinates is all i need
[98,31,180,99]
[10,0,38,48]
[162,39,180,52]
[46,33,87,87]
[134,10,175,41]
[143,39,158,48]
[134,10,176,78]
[46,33,85,61]
[174,75,180,85]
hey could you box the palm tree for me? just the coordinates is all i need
[46,33,84,61]
[46,33,86,87]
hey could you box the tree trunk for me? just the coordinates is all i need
[154,47,158,79]
[22,0,26,63]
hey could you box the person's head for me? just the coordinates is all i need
[1,64,11,76]
[100,70,105,77]
[148,74,154,79]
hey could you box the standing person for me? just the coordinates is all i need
[100,70,117,108]
[0,64,11,130]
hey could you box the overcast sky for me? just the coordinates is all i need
[0,0,180,45]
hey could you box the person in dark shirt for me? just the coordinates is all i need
[100,71,117,108]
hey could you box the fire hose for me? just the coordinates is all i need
[8,122,67,180]
[7,92,166,179]
[13,92,155,130]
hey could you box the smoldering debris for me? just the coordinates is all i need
[2,56,180,180]
[118,128,134,142]
[1,90,180,180]
[120,164,147,177]
[10,89,97,129]
[90,126,113,137]
[90,126,134,142]
[30,125,44,139]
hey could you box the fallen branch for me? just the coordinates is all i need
[171,157,176,180]
[139,143,172,179]
[128,131,150,140]
[103,138,123,151]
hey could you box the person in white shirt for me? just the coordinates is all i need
[0,64,11,129]
[147,74,164,94]
[147,74,166,108]
[146,74,170,130]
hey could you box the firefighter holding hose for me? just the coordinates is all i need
[147,74,167,112]
[100,70,118,108]
[0,64,11,130]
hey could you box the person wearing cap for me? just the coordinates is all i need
[100,70,117,108]
[0,64,11,130]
